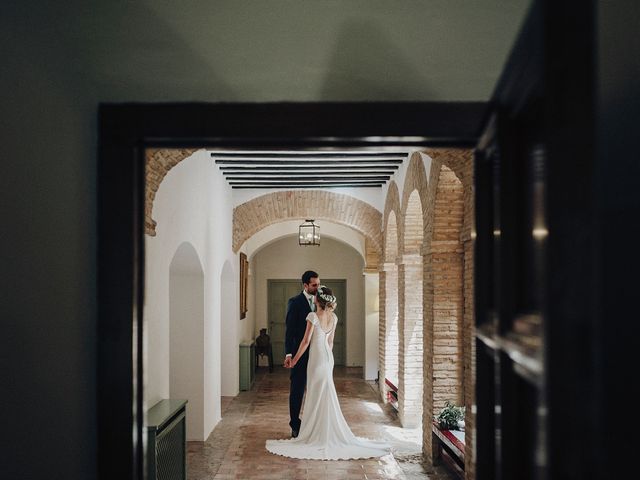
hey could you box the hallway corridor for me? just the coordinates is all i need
[187,367,456,479]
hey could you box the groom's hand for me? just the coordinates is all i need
[284,356,292,368]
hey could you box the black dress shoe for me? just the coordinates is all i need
[291,429,299,438]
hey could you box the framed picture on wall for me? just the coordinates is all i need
[240,252,248,319]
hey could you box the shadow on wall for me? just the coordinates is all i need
[63,0,237,101]
[320,18,434,101]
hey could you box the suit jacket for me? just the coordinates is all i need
[285,292,312,357]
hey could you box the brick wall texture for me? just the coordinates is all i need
[145,148,199,236]
[232,190,383,270]
[378,150,475,476]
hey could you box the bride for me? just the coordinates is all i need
[265,286,390,460]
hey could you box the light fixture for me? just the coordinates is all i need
[298,219,320,246]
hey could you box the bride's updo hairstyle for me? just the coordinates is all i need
[316,285,337,311]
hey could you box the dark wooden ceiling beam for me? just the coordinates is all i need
[231,184,383,189]
[219,166,398,172]
[223,172,392,176]
[211,151,408,158]
[223,171,393,179]
[214,159,403,165]
[229,180,383,185]
[226,176,390,181]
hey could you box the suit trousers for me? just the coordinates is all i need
[289,351,309,431]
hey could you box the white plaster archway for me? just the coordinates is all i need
[243,220,366,261]
[169,241,205,441]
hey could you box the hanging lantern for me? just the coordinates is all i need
[298,219,320,246]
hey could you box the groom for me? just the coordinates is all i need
[283,270,320,438]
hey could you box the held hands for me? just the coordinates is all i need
[284,356,297,368]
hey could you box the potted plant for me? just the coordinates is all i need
[436,401,465,430]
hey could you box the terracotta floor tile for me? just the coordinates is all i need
[188,367,456,479]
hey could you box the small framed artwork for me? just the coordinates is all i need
[240,252,248,319]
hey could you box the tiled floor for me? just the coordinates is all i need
[187,367,456,479]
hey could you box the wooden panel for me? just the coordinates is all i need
[267,281,300,364]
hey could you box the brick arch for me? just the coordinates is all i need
[396,152,428,427]
[378,181,401,403]
[423,148,471,187]
[382,181,402,262]
[232,190,382,257]
[384,211,399,263]
[430,163,464,412]
[420,147,474,470]
[400,152,429,255]
[145,148,200,236]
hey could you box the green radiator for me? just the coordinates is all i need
[147,399,188,480]
[239,342,255,391]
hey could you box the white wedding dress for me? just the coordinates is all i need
[266,312,390,460]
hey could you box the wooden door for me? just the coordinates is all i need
[267,280,302,365]
[267,279,346,366]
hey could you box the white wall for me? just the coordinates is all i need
[252,235,366,366]
[220,261,239,396]
[145,150,237,440]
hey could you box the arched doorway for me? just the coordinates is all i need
[169,242,205,441]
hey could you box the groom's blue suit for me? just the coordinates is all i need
[285,291,312,432]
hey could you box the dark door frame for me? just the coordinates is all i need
[97,101,485,480]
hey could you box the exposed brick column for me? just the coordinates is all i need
[398,253,424,428]
[421,153,469,470]
[378,267,387,401]
[431,166,464,414]
[422,241,435,469]
[379,261,399,402]
[381,182,401,403]
[460,162,476,480]
[423,152,475,478]
[463,235,476,480]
